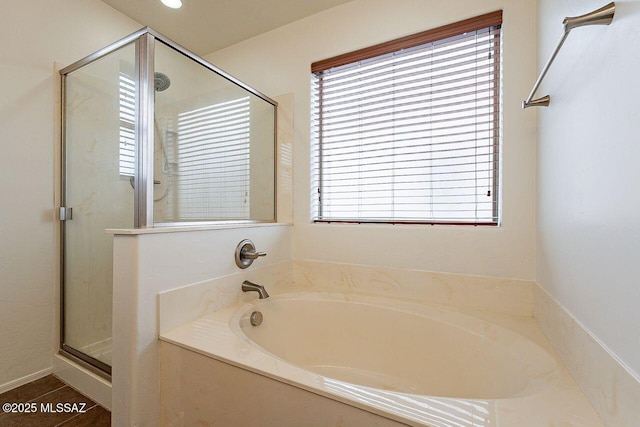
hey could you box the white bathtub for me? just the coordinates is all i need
[234,293,557,400]
[161,292,596,426]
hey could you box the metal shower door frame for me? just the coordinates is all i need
[58,27,278,376]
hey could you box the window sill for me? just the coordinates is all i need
[312,219,498,227]
[106,221,292,235]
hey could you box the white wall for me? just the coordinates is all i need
[206,0,538,280]
[536,0,640,378]
[112,225,292,426]
[110,90,294,425]
[0,0,139,389]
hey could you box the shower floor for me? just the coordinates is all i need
[81,337,112,367]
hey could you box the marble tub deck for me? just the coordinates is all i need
[160,290,604,426]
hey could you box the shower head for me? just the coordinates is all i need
[563,2,615,32]
[154,72,171,92]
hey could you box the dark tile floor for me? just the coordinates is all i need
[0,375,110,426]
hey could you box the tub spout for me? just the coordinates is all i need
[242,280,270,299]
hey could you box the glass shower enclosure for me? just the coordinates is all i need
[59,28,277,375]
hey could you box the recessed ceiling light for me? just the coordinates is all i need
[160,0,182,9]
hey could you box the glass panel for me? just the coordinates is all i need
[63,42,136,368]
[153,41,276,223]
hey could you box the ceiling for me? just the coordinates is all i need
[102,0,352,56]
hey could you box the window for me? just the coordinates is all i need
[311,11,502,225]
[117,69,252,220]
[119,73,135,177]
[175,97,251,219]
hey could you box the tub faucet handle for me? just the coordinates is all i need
[242,248,266,260]
[235,239,267,269]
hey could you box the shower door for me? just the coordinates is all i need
[61,42,136,374]
[59,28,277,376]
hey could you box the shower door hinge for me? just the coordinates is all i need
[59,206,73,221]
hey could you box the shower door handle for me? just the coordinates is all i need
[59,206,73,221]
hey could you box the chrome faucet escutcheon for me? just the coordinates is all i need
[242,280,270,299]
[235,239,267,269]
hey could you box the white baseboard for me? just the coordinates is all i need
[53,354,112,410]
[0,367,52,395]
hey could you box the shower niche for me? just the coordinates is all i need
[59,28,277,374]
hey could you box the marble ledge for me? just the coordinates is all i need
[105,222,292,235]
[533,285,640,426]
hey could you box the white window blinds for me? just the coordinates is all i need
[175,96,251,220]
[311,12,502,225]
[119,73,135,177]
[117,73,253,220]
